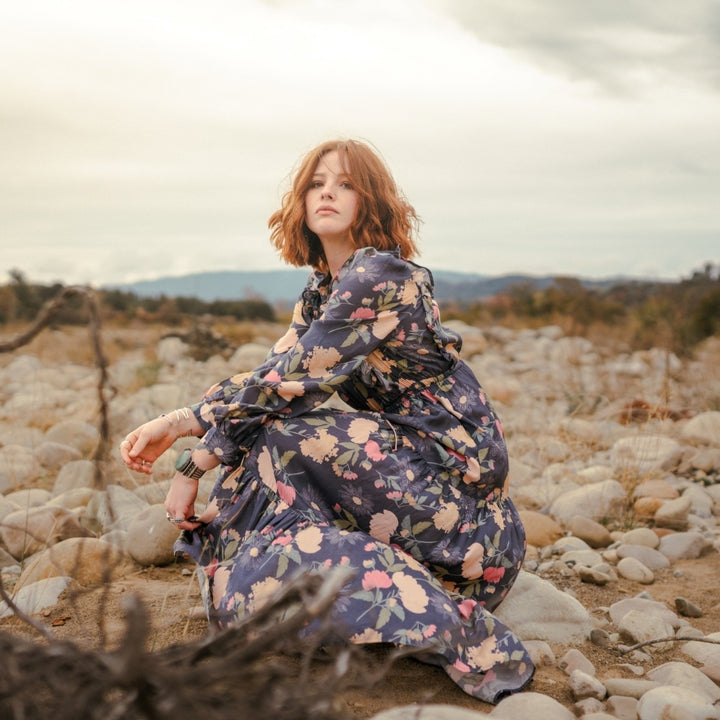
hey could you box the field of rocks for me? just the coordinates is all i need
[1,319,720,720]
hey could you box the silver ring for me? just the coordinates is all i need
[165,512,184,524]
[121,440,131,447]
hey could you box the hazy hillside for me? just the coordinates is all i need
[107,270,622,304]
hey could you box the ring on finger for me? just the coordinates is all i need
[165,512,184,524]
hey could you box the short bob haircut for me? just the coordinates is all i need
[269,139,419,272]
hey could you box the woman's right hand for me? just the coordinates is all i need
[120,410,200,474]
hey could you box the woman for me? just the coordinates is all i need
[120,139,533,702]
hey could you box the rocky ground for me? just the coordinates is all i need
[1,320,720,719]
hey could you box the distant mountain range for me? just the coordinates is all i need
[106,269,632,305]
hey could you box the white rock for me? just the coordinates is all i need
[616,557,655,584]
[0,444,41,490]
[156,337,190,366]
[568,669,606,700]
[87,484,149,532]
[647,661,720,702]
[609,597,680,629]
[371,706,488,720]
[494,571,594,643]
[682,632,720,666]
[637,685,720,720]
[681,411,720,446]
[659,532,710,560]
[654,496,692,530]
[548,479,626,525]
[230,342,272,371]
[622,527,660,548]
[45,419,99,455]
[616,545,670,571]
[53,459,98,495]
[611,435,681,475]
[490,691,575,719]
[618,609,675,649]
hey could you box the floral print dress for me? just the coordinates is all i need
[177,247,534,703]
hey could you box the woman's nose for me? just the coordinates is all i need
[321,186,335,199]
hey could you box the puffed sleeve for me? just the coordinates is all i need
[188,274,320,433]
[194,248,416,464]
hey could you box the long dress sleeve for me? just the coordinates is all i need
[193,248,415,465]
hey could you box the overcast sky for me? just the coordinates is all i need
[1,0,719,287]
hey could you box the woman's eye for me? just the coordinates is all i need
[340,181,353,189]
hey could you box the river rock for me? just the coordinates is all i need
[616,544,670,570]
[0,576,73,619]
[87,484,150,532]
[490,691,575,719]
[659,531,710,560]
[636,685,720,720]
[616,557,655,584]
[654,495,692,529]
[126,504,183,566]
[567,516,612,548]
[622,527,660,548]
[548,479,626,525]
[680,411,720,446]
[646,661,720,702]
[0,444,42,490]
[494,571,594,643]
[371,706,488,720]
[44,419,99,455]
[611,435,681,475]
[568,669,606,700]
[15,537,136,589]
[34,441,82,470]
[681,632,720,666]
[617,609,675,649]
[0,505,94,558]
[53,459,98,494]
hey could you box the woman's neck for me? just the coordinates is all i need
[321,238,354,278]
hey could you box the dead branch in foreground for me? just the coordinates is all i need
[0,569,396,720]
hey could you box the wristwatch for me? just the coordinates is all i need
[175,448,206,480]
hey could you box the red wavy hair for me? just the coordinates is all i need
[268,139,420,271]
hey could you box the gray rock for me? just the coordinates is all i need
[4,487,52,507]
[616,544,670,570]
[87,484,149,532]
[618,609,675,649]
[494,571,594,643]
[609,597,681,629]
[681,632,720,666]
[560,549,604,568]
[34,441,82,471]
[53,459,98,495]
[0,444,41,490]
[659,531,710,560]
[0,576,72,619]
[675,597,703,618]
[45,420,99,456]
[577,566,614,585]
[522,640,555,667]
[636,685,720,720]
[126,504,183,566]
[605,695,638,720]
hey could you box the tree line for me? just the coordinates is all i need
[2,263,718,355]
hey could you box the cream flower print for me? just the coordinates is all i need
[399,277,419,306]
[296,525,323,554]
[432,501,460,532]
[273,326,300,353]
[211,566,231,609]
[466,636,506,672]
[462,543,486,579]
[277,380,305,402]
[257,446,277,492]
[304,346,342,378]
[371,309,400,339]
[350,627,383,644]
[348,417,380,444]
[447,424,474,448]
[248,576,282,612]
[392,572,429,614]
[369,509,399,543]
[299,427,339,463]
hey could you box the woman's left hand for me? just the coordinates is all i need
[119,416,178,474]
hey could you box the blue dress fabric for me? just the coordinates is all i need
[177,247,534,702]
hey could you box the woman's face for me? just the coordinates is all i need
[304,151,359,245]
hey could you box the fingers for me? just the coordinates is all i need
[119,436,153,474]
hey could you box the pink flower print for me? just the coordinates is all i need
[422,624,437,639]
[272,534,293,546]
[364,439,386,461]
[483,566,506,583]
[458,598,477,620]
[276,481,296,505]
[350,307,376,320]
[362,570,393,591]
[343,471,358,480]
[264,369,282,383]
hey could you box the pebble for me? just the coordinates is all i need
[675,597,703,618]
[636,685,720,720]
[616,556,655,584]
